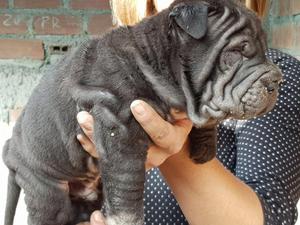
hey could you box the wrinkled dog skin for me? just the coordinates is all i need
[3,0,282,224]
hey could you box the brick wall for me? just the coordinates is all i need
[0,0,111,60]
[0,0,112,122]
[267,0,300,59]
[1,0,300,122]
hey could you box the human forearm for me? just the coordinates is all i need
[77,101,263,225]
[159,144,264,225]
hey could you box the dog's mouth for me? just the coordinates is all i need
[188,60,283,128]
[233,70,283,119]
[193,67,282,127]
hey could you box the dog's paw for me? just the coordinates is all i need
[189,126,217,164]
[190,143,216,164]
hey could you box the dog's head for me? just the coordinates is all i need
[167,0,282,126]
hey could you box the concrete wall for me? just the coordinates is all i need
[0,0,112,122]
[267,0,300,59]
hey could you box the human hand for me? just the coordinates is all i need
[76,211,106,225]
[89,211,106,225]
[77,100,193,170]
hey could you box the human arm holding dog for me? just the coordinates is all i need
[77,100,193,171]
[77,100,264,225]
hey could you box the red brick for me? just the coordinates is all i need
[88,14,112,35]
[0,0,8,8]
[0,14,28,34]
[70,0,110,10]
[0,39,44,60]
[271,24,295,49]
[33,15,82,35]
[14,0,61,8]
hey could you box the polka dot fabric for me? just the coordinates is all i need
[144,49,300,225]
[144,169,188,225]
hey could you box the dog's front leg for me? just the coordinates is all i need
[189,125,217,164]
[91,104,148,225]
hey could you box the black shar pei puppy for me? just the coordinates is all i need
[3,0,282,224]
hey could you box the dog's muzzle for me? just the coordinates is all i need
[196,62,283,126]
[240,66,282,118]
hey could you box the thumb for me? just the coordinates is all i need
[90,211,106,225]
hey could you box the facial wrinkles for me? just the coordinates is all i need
[133,48,186,107]
[227,44,270,101]
[184,7,248,125]
[192,7,247,91]
[198,14,267,116]
[207,53,273,116]
[231,67,270,105]
[190,7,231,91]
[200,67,252,119]
[204,61,242,113]
[230,59,264,88]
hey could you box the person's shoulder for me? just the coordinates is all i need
[266,48,300,68]
[266,48,300,87]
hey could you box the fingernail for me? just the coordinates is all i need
[94,211,103,222]
[77,111,88,124]
[131,100,145,116]
[76,134,83,141]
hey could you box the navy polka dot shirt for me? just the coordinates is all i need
[144,49,300,225]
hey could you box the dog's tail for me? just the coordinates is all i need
[4,170,21,225]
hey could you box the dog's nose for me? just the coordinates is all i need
[266,81,278,93]
[261,70,283,94]
[267,78,284,93]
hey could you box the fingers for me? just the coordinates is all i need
[131,100,193,153]
[90,211,106,225]
[77,111,99,158]
[77,102,192,168]
[77,111,95,141]
[77,134,99,158]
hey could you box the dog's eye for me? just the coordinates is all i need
[241,42,250,52]
[241,42,247,51]
[224,50,242,67]
[240,41,255,57]
[219,50,242,71]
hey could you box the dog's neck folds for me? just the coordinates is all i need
[129,13,187,110]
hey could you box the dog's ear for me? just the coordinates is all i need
[169,2,208,39]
